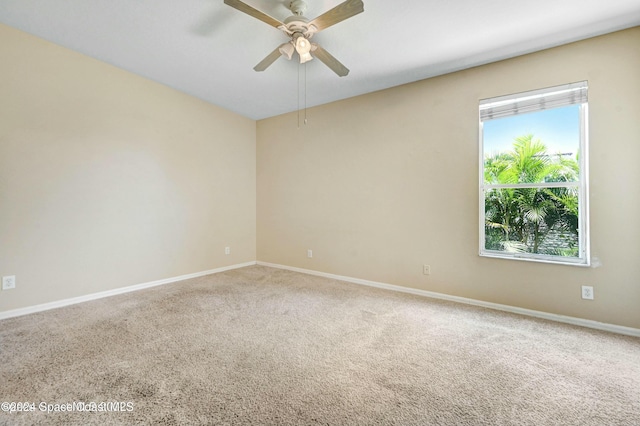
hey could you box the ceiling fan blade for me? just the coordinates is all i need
[254,47,284,72]
[311,44,349,77]
[309,0,364,32]
[223,0,284,28]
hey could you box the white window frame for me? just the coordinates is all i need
[478,82,590,266]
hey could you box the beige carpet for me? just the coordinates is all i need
[1,265,639,425]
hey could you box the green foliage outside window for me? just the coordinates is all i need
[484,134,580,257]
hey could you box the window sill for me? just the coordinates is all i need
[480,251,590,267]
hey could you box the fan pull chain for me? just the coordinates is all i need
[297,62,300,128]
[297,62,308,128]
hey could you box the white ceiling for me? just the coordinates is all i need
[1,0,639,120]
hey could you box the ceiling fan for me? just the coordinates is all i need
[223,0,364,77]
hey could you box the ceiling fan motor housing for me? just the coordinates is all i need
[282,15,317,39]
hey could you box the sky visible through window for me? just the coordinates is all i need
[483,104,580,157]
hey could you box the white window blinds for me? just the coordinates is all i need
[479,81,588,122]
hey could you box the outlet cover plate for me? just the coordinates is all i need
[2,275,16,290]
[581,285,594,300]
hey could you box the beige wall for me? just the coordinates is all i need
[257,27,640,329]
[0,24,256,312]
[2,23,638,330]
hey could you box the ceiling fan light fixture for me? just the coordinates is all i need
[295,35,313,63]
[299,51,313,63]
[278,42,294,60]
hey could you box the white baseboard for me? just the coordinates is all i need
[0,261,257,321]
[4,260,638,338]
[257,261,640,338]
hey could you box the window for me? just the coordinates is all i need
[479,82,589,265]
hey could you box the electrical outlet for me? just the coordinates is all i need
[581,285,594,300]
[423,264,431,275]
[2,275,16,290]
[225,247,231,255]
[307,249,313,258]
